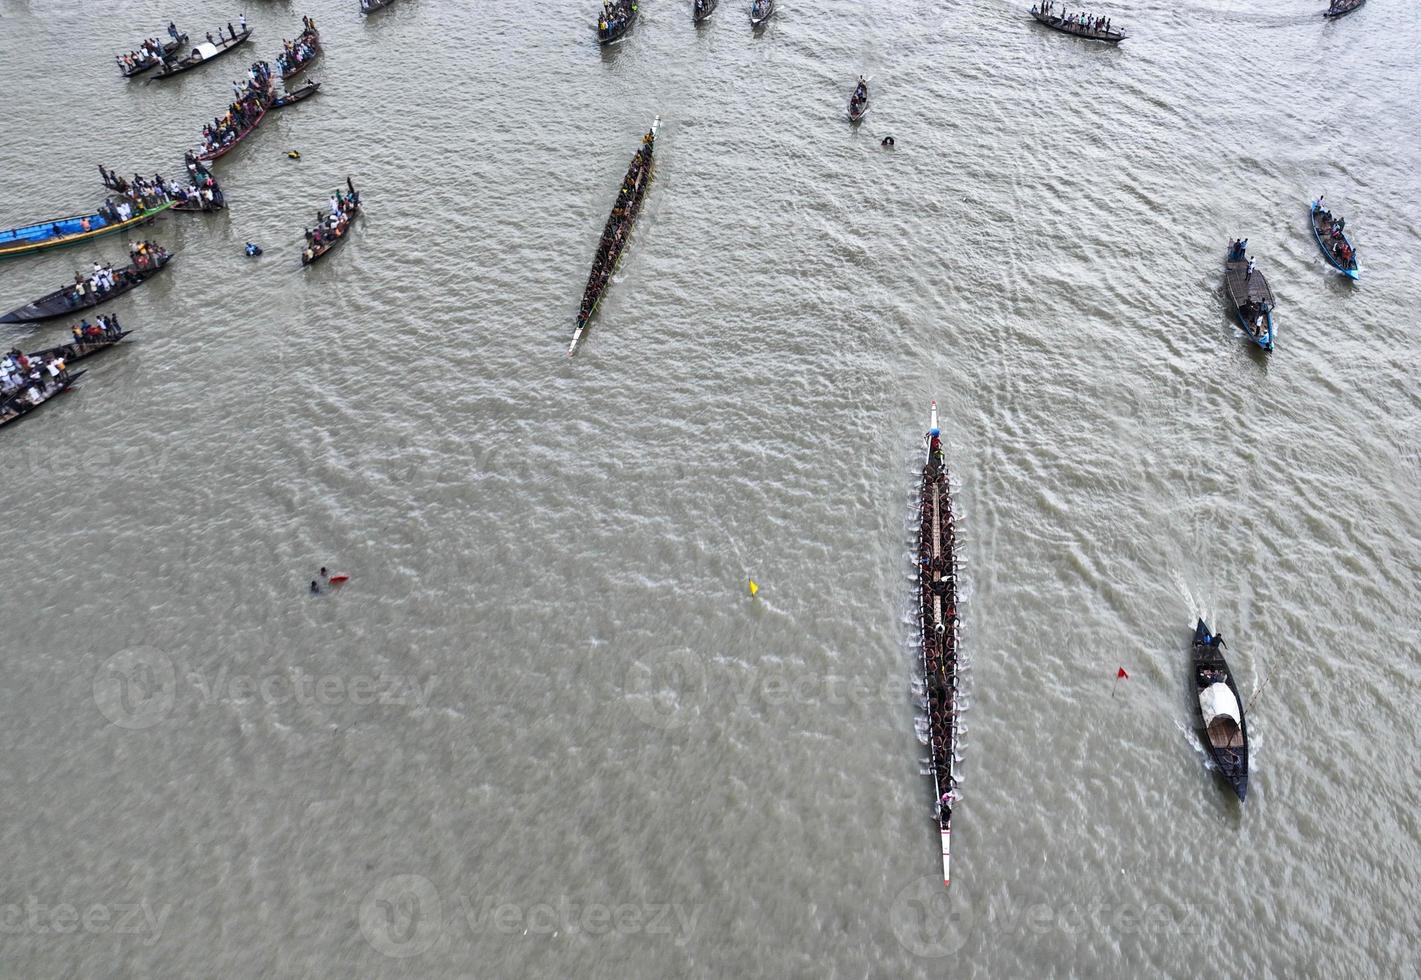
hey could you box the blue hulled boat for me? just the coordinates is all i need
[1309,199,1359,281]
[0,201,173,261]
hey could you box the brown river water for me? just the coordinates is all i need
[0,0,1419,975]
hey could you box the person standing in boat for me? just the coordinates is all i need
[1246,256,1255,279]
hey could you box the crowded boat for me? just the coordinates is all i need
[1031,1,1120,38]
[115,26,186,76]
[196,62,274,160]
[849,76,869,119]
[277,17,320,78]
[571,120,658,354]
[68,313,127,346]
[0,346,73,423]
[60,242,168,311]
[302,179,361,265]
[597,0,637,42]
[99,164,225,213]
[1311,197,1358,274]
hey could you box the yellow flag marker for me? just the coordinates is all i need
[748,579,759,597]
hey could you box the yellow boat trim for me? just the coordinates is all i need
[0,201,176,259]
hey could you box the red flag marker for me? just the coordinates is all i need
[1112,666,1129,698]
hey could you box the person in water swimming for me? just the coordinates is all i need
[310,580,321,595]
[244,242,262,256]
[881,135,894,147]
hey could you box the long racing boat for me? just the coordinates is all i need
[569,117,659,355]
[0,201,173,262]
[917,401,961,887]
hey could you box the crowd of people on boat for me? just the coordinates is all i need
[577,130,654,324]
[62,242,168,310]
[1034,1,1114,33]
[597,0,636,40]
[302,185,360,262]
[276,18,319,76]
[69,313,125,346]
[115,33,177,74]
[99,164,225,213]
[1,347,69,410]
[1313,198,1356,267]
[919,448,961,820]
[1238,297,1272,338]
[850,76,868,115]
[199,63,274,157]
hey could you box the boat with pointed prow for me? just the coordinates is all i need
[917,401,961,886]
[569,117,659,356]
[1191,619,1249,801]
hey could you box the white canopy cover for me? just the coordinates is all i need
[1198,682,1241,724]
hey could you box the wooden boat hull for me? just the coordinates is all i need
[597,4,639,44]
[119,35,188,76]
[1309,201,1359,280]
[0,371,86,431]
[918,401,960,886]
[361,0,397,14]
[281,29,321,80]
[0,255,172,323]
[0,202,174,261]
[1191,619,1249,801]
[1029,10,1124,43]
[569,117,659,355]
[271,80,321,109]
[153,29,252,78]
[750,0,775,26]
[1224,252,1275,351]
[29,331,132,364]
[195,105,269,163]
[694,0,718,22]
[302,179,361,267]
[1323,0,1365,16]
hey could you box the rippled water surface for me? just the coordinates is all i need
[1,0,1419,975]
